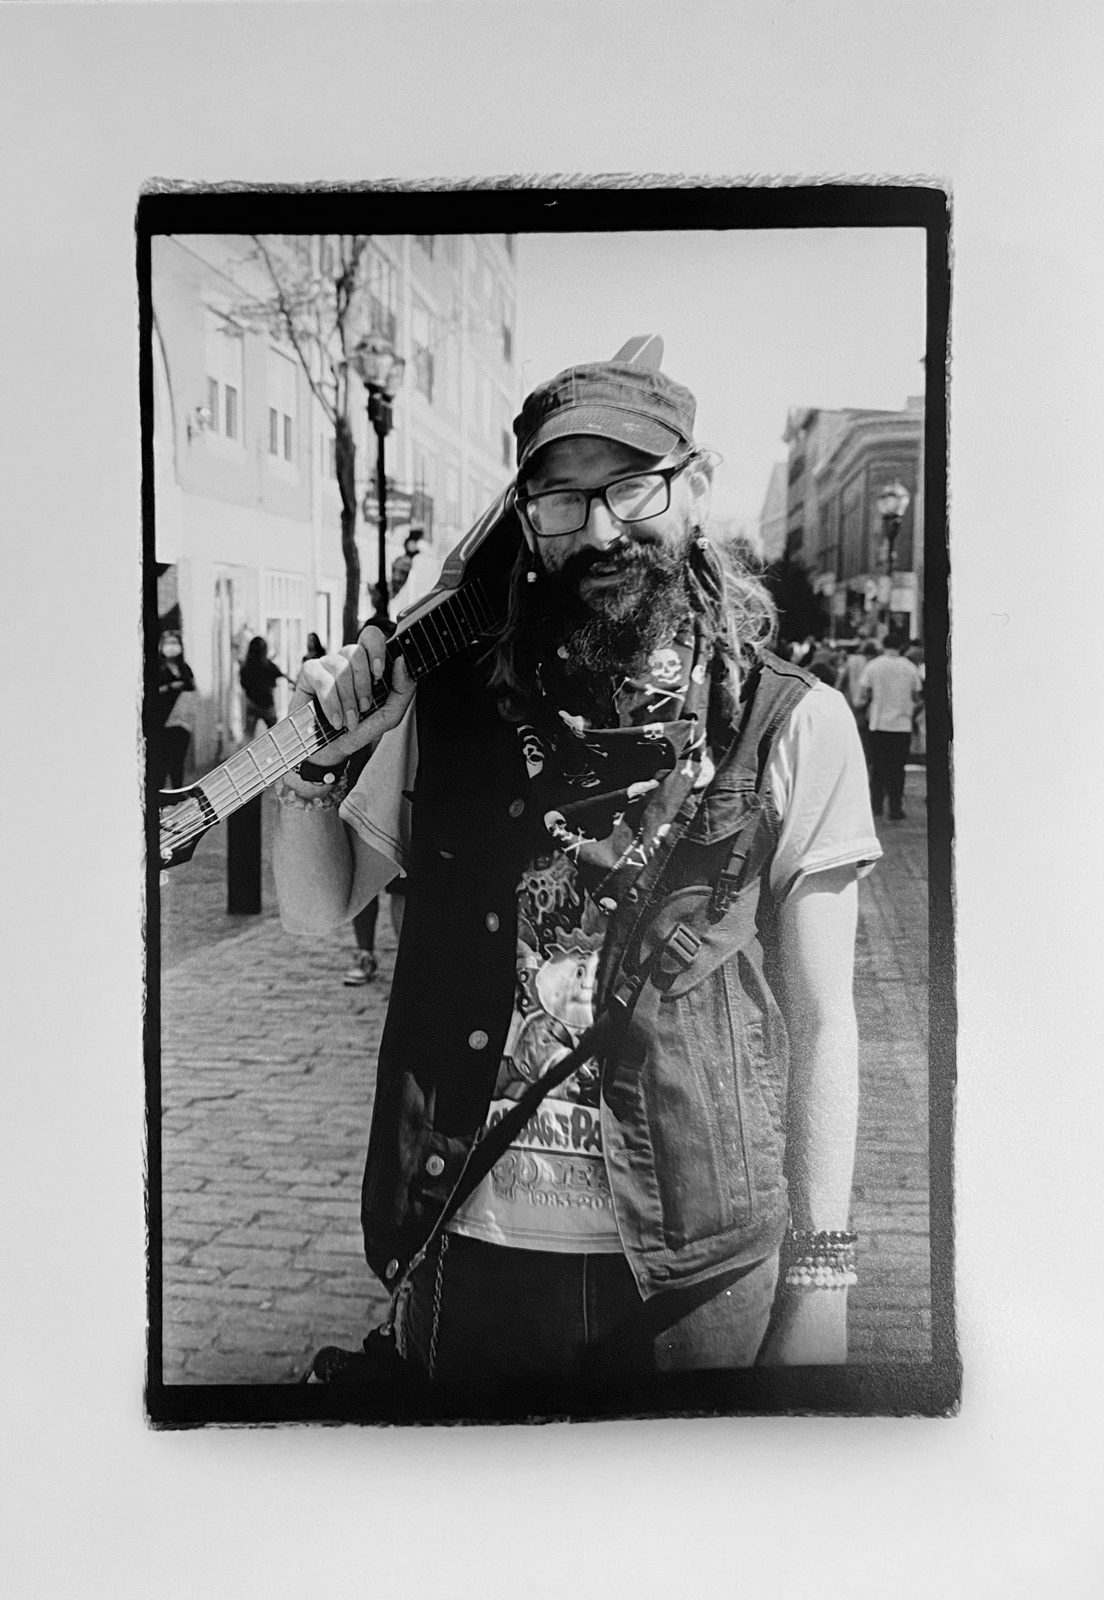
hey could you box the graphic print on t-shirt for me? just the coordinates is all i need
[450,633,708,1251]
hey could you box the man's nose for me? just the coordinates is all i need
[573,497,623,552]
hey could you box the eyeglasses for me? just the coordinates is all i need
[518,456,698,540]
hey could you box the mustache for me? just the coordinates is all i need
[545,540,663,591]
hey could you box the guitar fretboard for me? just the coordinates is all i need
[166,578,495,835]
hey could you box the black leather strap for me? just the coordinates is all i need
[295,756,349,785]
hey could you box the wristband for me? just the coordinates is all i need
[294,756,349,785]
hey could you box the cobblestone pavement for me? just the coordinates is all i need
[158,772,934,1383]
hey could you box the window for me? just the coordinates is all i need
[367,251,398,348]
[321,433,337,479]
[444,462,461,534]
[501,428,512,469]
[444,330,460,412]
[411,445,435,538]
[502,322,513,364]
[262,571,306,716]
[204,309,244,444]
[267,348,297,467]
[412,301,436,403]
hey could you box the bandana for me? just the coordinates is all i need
[516,620,716,908]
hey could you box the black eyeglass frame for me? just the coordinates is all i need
[517,453,701,540]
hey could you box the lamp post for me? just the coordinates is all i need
[350,334,406,623]
[875,479,911,636]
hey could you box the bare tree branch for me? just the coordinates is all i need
[250,235,337,425]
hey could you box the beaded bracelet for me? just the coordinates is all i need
[782,1228,858,1290]
[276,774,349,811]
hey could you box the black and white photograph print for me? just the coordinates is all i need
[143,180,955,1425]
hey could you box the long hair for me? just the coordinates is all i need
[487,511,777,730]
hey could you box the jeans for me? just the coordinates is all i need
[868,729,911,816]
[400,1232,779,1384]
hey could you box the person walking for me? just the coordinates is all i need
[857,634,923,820]
[153,629,198,790]
[239,636,286,738]
[275,347,880,1387]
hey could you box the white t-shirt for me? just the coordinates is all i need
[341,680,881,1254]
[858,653,923,734]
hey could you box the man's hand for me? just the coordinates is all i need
[290,625,415,766]
[760,1288,849,1366]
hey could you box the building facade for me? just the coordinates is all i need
[757,460,788,565]
[778,400,924,640]
[151,232,520,775]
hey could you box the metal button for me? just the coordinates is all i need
[384,1258,400,1281]
[485,912,500,932]
[468,1029,489,1050]
[626,887,639,903]
[508,798,525,819]
[425,1154,445,1178]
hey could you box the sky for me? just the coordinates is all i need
[515,227,927,535]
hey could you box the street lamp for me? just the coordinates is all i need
[350,334,406,623]
[875,479,911,634]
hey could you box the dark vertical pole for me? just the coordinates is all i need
[227,793,262,914]
[375,399,390,622]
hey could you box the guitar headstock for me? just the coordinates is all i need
[158,785,216,870]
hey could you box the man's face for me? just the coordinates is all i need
[521,436,709,619]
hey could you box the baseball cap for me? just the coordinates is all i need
[514,361,697,471]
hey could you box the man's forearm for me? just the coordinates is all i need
[783,1014,859,1230]
[272,796,359,934]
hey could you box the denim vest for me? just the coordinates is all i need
[360,649,815,1301]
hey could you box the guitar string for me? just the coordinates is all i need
[159,583,496,854]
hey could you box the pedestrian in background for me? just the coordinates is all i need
[807,640,838,687]
[239,636,286,738]
[154,628,198,790]
[303,632,326,664]
[843,639,880,767]
[343,592,401,986]
[857,633,923,821]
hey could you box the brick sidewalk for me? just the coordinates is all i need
[158,770,932,1383]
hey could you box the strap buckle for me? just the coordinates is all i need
[657,922,701,978]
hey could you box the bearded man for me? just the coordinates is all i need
[274,354,881,1390]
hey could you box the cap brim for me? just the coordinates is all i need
[518,404,684,469]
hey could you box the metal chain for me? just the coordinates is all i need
[427,1232,449,1382]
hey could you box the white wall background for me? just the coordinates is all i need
[2,3,1102,1596]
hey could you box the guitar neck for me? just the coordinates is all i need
[187,577,495,826]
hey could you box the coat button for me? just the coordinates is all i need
[384,1258,400,1281]
[426,1154,445,1177]
[485,912,500,932]
[468,1029,489,1050]
[508,798,525,818]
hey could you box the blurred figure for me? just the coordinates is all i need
[857,633,923,821]
[303,632,326,662]
[905,639,926,762]
[239,636,286,738]
[342,595,402,985]
[807,640,838,688]
[389,529,425,599]
[154,629,197,790]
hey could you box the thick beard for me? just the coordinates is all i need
[528,537,693,682]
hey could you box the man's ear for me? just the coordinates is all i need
[685,455,714,522]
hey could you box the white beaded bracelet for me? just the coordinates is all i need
[276,774,349,811]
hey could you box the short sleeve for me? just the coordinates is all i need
[766,682,882,898]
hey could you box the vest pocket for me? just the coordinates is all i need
[639,962,757,1249]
